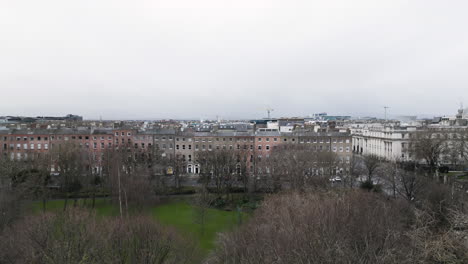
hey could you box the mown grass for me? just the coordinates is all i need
[30,198,245,255]
[31,198,119,217]
[150,201,245,253]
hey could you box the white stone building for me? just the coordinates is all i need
[351,123,418,161]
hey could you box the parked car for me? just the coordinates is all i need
[329,176,342,183]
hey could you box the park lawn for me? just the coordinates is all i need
[31,198,119,217]
[150,201,245,253]
[31,198,246,254]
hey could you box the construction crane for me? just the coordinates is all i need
[266,108,274,119]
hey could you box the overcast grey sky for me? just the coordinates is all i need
[1,0,467,120]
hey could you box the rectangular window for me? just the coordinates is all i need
[30,144,34,149]
[44,144,48,150]
[38,144,42,150]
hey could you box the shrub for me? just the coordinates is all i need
[0,209,200,264]
[208,191,415,264]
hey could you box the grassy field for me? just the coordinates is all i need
[150,201,244,252]
[31,198,119,216]
[30,198,245,254]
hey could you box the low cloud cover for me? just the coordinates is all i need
[1,0,467,119]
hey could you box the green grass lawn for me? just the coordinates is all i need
[150,201,244,253]
[31,198,119,217]
[30,198,245,255]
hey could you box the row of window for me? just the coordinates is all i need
[7,143,49,150]
[2,135,117,142]
[3,135,352,144]
[4,136,49,141]
[115,132,132,136]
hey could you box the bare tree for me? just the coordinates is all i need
[104,145,155,216]
[208,190,416,264]
[342,154,361,188]
[50,142,86,211]
[192,186,213,236]
[0,209,200,264]
[410,130,448,178]
[171,154,187,189]
[360,154,382,183]
[195,149,238,197]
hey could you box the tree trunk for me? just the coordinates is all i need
[118,169,123,219]
[124,188,129,218]
[92,191,96,209]
[63,194,68,212]
[42,198,47,213]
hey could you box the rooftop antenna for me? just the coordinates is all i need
[383,106,390,121]
[266,107,274,119]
